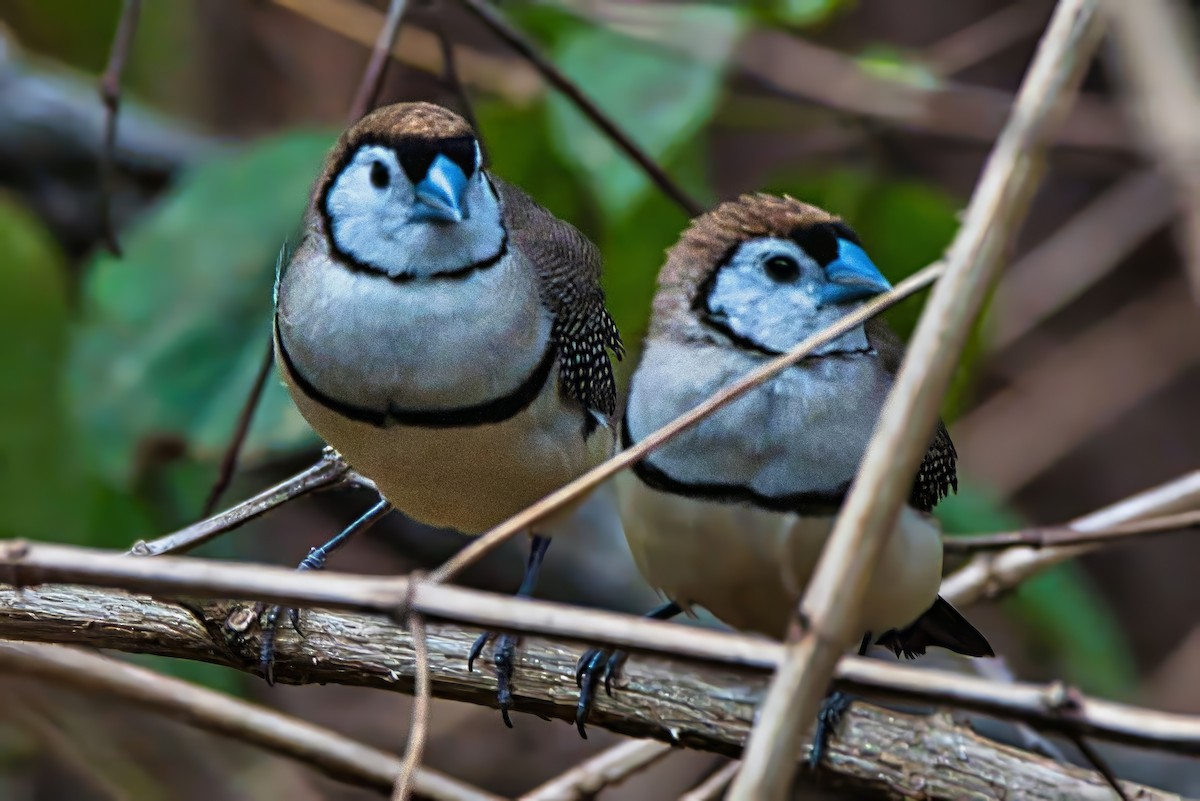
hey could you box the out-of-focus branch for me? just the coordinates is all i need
[97,0,142,255]
[957,278,1200,496]
[678,761,740,801]
[0,582,1185,800]
[989,169,1174,354]
[131,448,360,557]
[943,509,1200,553]
[0,640,500,801]
[943,471,1200,607]
[730,3,1106,798]
[347,0,408,123]
[925,0,1050,76]
[518,740,673,801]
[1103,0,1200,302]
[455,0,703,218]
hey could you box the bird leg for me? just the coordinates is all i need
[574,600,683,738]
[258,498,392,683]
[808,632,872,769]
[467,533,551,728]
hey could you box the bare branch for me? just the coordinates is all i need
[943,509,1200,553]
[519,740,673,801]
[731,2,1106,797]
[925,0,1050,76]
[1103,0,1200,302]
[130,449,356,557]
[1,547,1199,765]
[0,583,1186,800]
[678,761,740,801]
[97,0,142,256]
[393,610,431,801]
[0,640,500,801]
[347,0,409,124]
[943,470,1200,607]
[455,0,704,218]
[201,335,276,517]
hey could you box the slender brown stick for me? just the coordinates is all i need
[347,0,409,123]
[678,761,740,801]
[456,0,703,218]
[427,266,943,585]
[943,470,1200,607]
[3,544,1200,761]
[393,610,431,801]
[730,3,1106,798]
[130,448,354,557]
[1102,0,1200,302]
[97,0,142,256]
[943,509,1200,553]
[519,740,673,801]
[201,335,276,517]
[0,641,500,801]
[433,13,480,135]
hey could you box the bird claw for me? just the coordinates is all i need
[468,630,520,727]
[258,603,307,683]
[809,689,854,769]
[574,646,628,738]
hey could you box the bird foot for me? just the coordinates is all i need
[574,646,628,738]
[808,689,854,769]
[468,630,520,727]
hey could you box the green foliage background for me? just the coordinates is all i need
[1,0,1134,698]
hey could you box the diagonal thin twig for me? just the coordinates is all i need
[97,0,142,256]
[729,3,1106,798]
[131,448,356,557]
[426,266,943,585]
[201,335,276,517]
[0,641,500,801]
[943,509,1200,553]
[678,761,740,801]
[519,740,674,801]
[348,0,409,124]
[456,0,704,217]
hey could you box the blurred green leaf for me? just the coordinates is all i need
[543,3,741,218]
[857,45,942,90]
[0,194,82,539]
[939,482,1137,697]
[68,132,333,488]
[753,0,849,27]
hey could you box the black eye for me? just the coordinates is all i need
[369,160,390,189]
[764,255,801,283]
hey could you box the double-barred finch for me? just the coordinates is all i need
[575,194,992,748]
[273,102,623,724]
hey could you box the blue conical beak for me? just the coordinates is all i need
[819,239,892,306]
[412,154,469,223]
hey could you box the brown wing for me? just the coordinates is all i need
[864,317,958,512]
[495,177,623,419]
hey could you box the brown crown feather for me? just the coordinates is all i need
[650,194,842,340]
[311,102,477,214]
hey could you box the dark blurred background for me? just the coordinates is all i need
[1,0,1198,797]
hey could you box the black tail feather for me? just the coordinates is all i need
[875,595,994,660]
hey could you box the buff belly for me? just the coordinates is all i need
[617,471,943,641]
[282,358,614,536]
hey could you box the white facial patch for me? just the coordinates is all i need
[324,143,503,278]
[704,237,871,356]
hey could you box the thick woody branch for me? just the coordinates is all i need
[730,2,1107,796]
[0,640,499,801]
[0,582,1182,801]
